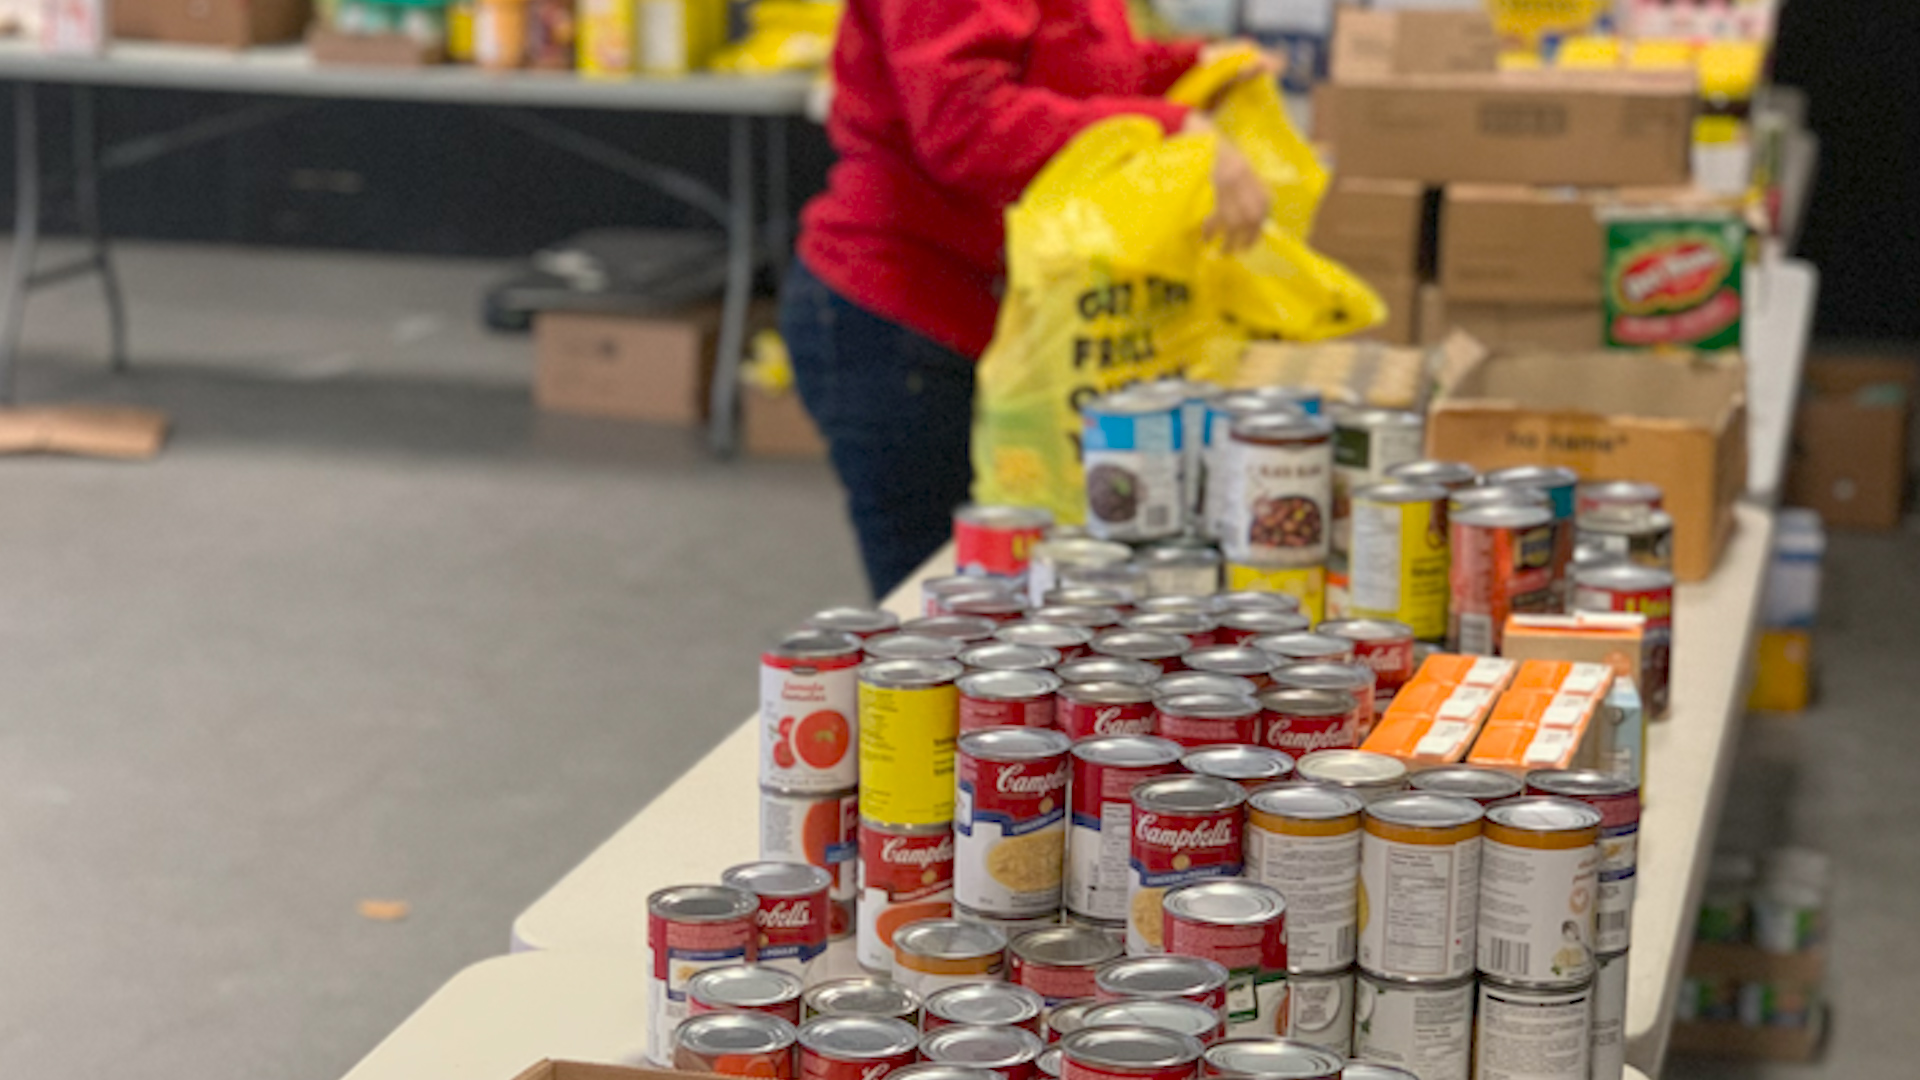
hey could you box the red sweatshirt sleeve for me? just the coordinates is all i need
[879,0,1192,207]
[1138,39,1204,96]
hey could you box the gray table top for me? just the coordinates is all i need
[0,39,813,115]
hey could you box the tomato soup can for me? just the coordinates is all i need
[1094,955,1232,1014]
[648,884,762,1064]
[1343,482,1449,642]
[1247,632,1354,665]
[1576,480,1663,516]
[1179,745,1295,790]
[689,963,806,1025]
[1477,797,1600,986]
[799,1015,921,1080]
[957,505,1055,580]
[1213,608,1312,647]
[1155,692,1263,750]
[1270,661,1376,739]
[892,918,1009,997]
[802,977,923,1025]
[1244,784,1363,974]
[1385,460,1479,493]
[1591,950,1630,1080]
[1316,619,1416,700]
[1138,541,1225,599]
[860,658,965,827]
[959,670,1063,733]
[925,982,1048,1033]
[922,1025,1046,1080]
[1067,735,1185,922]
[1572,562,1674,718]
[999,622,1097,662]
[858,819,956,972]
[1358,794,1484,981]
[1162,879,1288,1037]
[674,1010,799,1079]
[1257,686,1361,757]
[1029,539,1136,608]
[1525,770,1640,954]
[1083,386,1187,544]
[1448,505,1556,655]
[763,630,863,792]
[1284,967,1355,1056]
[724,861,834,978]
[1202,1037,1343,1078]
[1407,766,1523,806]
[1352,971,1473,1080]
[1153,673,1259,702]
[1180,645,1278,688]
[1293,749,1407,805]
[809,607,903,640]
[1059,1025,1203,1080]
[956,727,1073,917]
[1060,681,1159,740]
[1092,630,1191,675]
[1011,925,1125,1004]
[1081,998,1224,1044]
[1058,656,1160,687]
[1126,776,1247,955]
[761,787,858,939]
[1473,977,1592,1080]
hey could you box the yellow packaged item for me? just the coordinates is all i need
[710,1,841,74]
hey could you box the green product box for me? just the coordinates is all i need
[1602,211,1748,351]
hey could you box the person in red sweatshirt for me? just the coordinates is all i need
[780,0,1274,598]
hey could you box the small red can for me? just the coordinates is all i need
[1093,955,1232,1014]
[721,861,832,977]
[998,621,1097,661]
[959,669,1063,732]
[1178,646,1278,689]
[955,727,1074,918]
[1154,693,1262,750]
[759,787,858,939]
[1160,879,1287,990]
[1449,504,1556,655]
[674,1011,799,1079]
[1211,608,1312,647]
[1009,925,1124,1004]
[648,885,761,1066]
[1572,562,1674,718]
[925,982,1048,1033]
[689,963,806,1025]
[1066,735,1186,924]
[1059,1027,1202,1080]
[921,1024,1046,1080]
[1091,630,1191,675]
[1058,681,1157,740]
[1316,618,1416,701]
[1256,686,1360,756]
[1122,611,1219,650]
[761,630,863,793]
[956,504,1054,579]
[1268,662,1376,739]
[798,1015,920,1080]
[1126,776,1247,955]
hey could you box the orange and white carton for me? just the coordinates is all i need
[1361,654,1518,765]
[1467,659,1616,775]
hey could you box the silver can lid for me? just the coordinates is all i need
[1031,604,1126,631]
[889,1066,1000,1080]
[1044,998,1100,1040]
[893,918,1008,961]
[1409,765,1525,802]
[1136,544,1223,570]
[721,860,834,898]
[865,633,965,662]
[1200,1037,1345,1079]
[1122,611,1219,637]
[1092,630,1191,662]
[1182,645,1278,677]
[949,593,1033,619]
[1162,878,1285,926]
[1180,745,1295,783]
[1384,459,1479,489]
[960,641,1064,672]
[859,657,966,689]
[1033,539,1134,573]
[1296,750,1406,792]
[920,1024,1045,1069]
[1271,661,1373,694]
[1131,773,1247,814]
[806,607,902,636]
[798,1014,921,1059]
[1094,954,1231,998]
[1255,685,1358,719]
[924,982,1047,1028]
[1011,925,1125,969]
[902,615,1004,642]
[1341,1064,1422,1080]
[1080,998,1220,1039]
[1084,384,1186,416]
[1485,464,1580,492]
[648,883,758,923]
[1449,484,1551,514]
[1365,792,1485,831]
[687,964,804,1009]
[1061,680,1157,708]
[1152,671,1259,700]
[1353,480,1447,507]
[1526,768,1639,799]
[1059,1026,1204,1071]
[1043,583,1132,607]
[1248,632,1355,662]
[1247,783,1365,821]
[674,1011,797,1057]
[1212,590,1303,614]
[1316,618,1414,645]
[1487,795,1604,834]
[957,725,1073,763]
[958,668,1063,703]
[1230,411,1333,443]
[996,621,1096,651]
[1037,1048,1063,1078]
[1156,692,1260,721]
[1135,593,1218,616]
[957,504,1055,530]
[802,976,921,1019]
[1057,656,1161,685]
[1452,503,1555,530]
[1217,609,1313,635]
[1574,562,1675,592]
[770,628,865,662]
[1071,734,1185,769]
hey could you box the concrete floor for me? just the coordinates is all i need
[0,242,1909,1079]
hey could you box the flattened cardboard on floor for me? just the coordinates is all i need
[1427,341,1747,581]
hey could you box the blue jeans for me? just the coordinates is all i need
[779,259,975,600]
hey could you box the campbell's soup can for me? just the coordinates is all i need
[1201,1037,1343,1079]
[647,884,761,1065]
[1352,971,1473,1080]
[1474,977,1592,1080]
[798,1015,920,1080]
[857,819,956,972]
[1448,505,1556,655]
[1283,967,1356,1056]
[998,621,1097,661]
[1010,925,1125,1004]
[1154,692,1262,749]
[1065,735,1184,922]
[956,727,1073,918]
[1256,686,1360,757]
[1059,681,1158,740]
[1269,661,1376,740]
[763,630,863,793]
[1082,386,1186,543]
[1058,1025,1203,1080]
[760,787,858,939]
[956,504,1054,580]
[688,963,806,1026]
[1358,794,1484,982]
[723,861,834,979]
[959,669,1063,732]
[1317,619,1417,703]
[920,1023,1047,1080]
[1573,562,1674,718]
[1161,879,1288,1037]
[1126,775,1246,955]
[673,1010,799,1079]
[1244,784,1364,974]
[859,658,965,827]
[923,982,1048,1033]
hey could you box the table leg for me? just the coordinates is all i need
[708,114,754,456]
[764,115,790,282]
[72,86,128,373]
[0,83,42,406]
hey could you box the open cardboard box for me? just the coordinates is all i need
[514,1063,675,1080]
[1426,334,1747,582]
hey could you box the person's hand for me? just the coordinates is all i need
[1203,133,1272,253]
[1197,39,1285,107]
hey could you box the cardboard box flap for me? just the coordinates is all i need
[513,1060,681,1080]
[1439,348,1746,427]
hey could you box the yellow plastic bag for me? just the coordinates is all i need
[970,55,1383,523]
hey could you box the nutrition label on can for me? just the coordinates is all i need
[1247,826,1360,972]
[1355,977,1472,1080]
[1476,986,1592,1080]
[1287,970,1355,1056]
[1361,837,1481,980]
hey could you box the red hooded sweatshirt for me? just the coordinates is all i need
[797,0,1199,360]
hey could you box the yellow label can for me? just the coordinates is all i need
[1348,481,1449,641]
[858,658,964,826]
[1226,562,1326,623]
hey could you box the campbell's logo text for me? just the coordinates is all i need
[758,899,817,930]
[1135,812,1237,853]
[994,762,1069,797]
[1265,719,1355,753]
[880,834,954,868]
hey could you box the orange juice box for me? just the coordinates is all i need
[1362,655,1517,764]
[1468,664,1616,775]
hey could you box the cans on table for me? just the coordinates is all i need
[1180,745,1295,789]
[956,505,1054,580]
[809,607,903,640]
[1477,798,1601,986]
[1577,506,1675,572]
[648,884,762,1065]
[1222,412,1335,619]
[1343,482,1449,641]
[1162,879,1288,1037]
[689,963,806,1025]
[1572,562,1674,718]
[763,630,863,793]
[925,982,1048,1032]
[1448,504,1556,655]
[760,787,859,939]
[1473,977,1592,1080]
[892,918,1009,996]
[1294,749,1407,804]
[1094,954,1232,1015]
[1407,765,1524,806]
[1483,465,1578,609]
[1057,656,1160,687]
[723,861,834,978]
[1352,971,1473,1080]
[1213,608,1312,646]
[921,1024,1047,1080]
[1080,998,1225,1044]
[1284,967,1356,1056]
[1257,686,1362,757]
[959,670,1063,732]
[956,728,1073,918]
[673,1011,799,1078]
[1271,661,1377,738]
[1059,681,1159,740]
[998,622,1097,661]
[1057,1025,1204,1080]
[1126,775,1247,955]
[1243,784,1363,974]
[1066,735,1185,923]
[1591,950,1630,1080]
[869,633,967,662]
[1203,1037,1343,1077]
[1155,692,1263,749]
[1525,769,1640,955]
[859,658,965,827]
[1247,632,1354,665]
[1011,925,1125,1004]
[1137,539,1225,598]
[1028,539,1135,608]
[858,820,957,971]
[798,1015,921,1080]
[802,976,923,1024]
[1092,630,1191,675]
[1082,385,1187,544]
[1358,794,1484,981]
[1577,480,1663,516]
[1384,459,1478,492]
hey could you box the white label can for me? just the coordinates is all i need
[1353,971,1473,1080]
[1285,965,1355,1056]
[1478,798,1602,986]
[1475,977,1593,1080]
[1245,784,1365,973]
[1221,413,1333,567]
[1083,388,1185,543]
[759,630,862,793]
[1590,951,1629,1080]
[1358,794,1484,981]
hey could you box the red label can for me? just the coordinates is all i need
[760,787,858,939]
[1572,563,1674,717]
[761,630,863,793]
[1060,1027,1202,1080]
[960,670,1062,733]
[956,504,1053,579]
[1066,736,1185,922]
[1256,687,1360,757]
[723,862,833,975]
[799,1016,921,1080]
[1127,776,1247,955]
[956,727,1073,917]
[1059,682,1158,740]
[1154,693,1262,749]
[856,820,956,972]
[1160,880,1287,979]
[647,885,761,1065]
[1448,505,1556,655]
[1317,618,1417,698]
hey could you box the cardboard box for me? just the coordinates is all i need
[1427,342,1748,581]
[534,308,719,426]
[1784,355,1915,530]
[1311,179,1428,282]
[1354,272,1420,347]
[514,1063,670,1080]
[742,383,827,458]
[1430,296,1605,352]
[113,0,311,46]
[1236,339,1432,412]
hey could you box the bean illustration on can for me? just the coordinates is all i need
[1083,386,1187,544]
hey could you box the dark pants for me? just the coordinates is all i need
[779,259,975,600]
